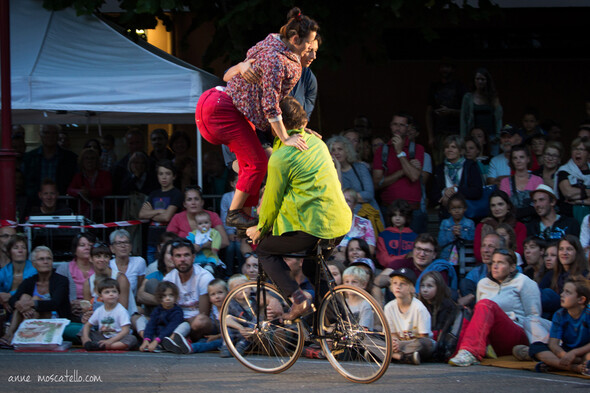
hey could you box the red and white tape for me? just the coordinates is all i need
[0,219,148,229]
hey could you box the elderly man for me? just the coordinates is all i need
[457,233,505,307]
[526,184,580,241]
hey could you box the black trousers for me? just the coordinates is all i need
[256,231,341,298]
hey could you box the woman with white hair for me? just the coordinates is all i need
[0,246,72,346]
[327,135,381,216]
[109,229,145,315]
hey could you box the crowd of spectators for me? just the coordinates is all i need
[1,62,590,374]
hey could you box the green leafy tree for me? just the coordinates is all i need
[42,0,500,67]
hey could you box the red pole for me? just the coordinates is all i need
[0,0,17,222]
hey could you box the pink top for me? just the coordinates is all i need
[499,174,544,197]
[166,210,223,239]
[69,260,94,300]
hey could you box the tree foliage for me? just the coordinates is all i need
[42,0,501,67]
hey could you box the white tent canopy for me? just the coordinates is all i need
[2,0,222,124]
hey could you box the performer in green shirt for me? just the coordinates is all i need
[247,96,352,322]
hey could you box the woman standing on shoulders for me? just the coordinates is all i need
[196,8,318,230]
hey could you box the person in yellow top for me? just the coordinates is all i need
[247,96,352,322]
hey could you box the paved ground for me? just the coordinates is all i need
[1,351,588,393]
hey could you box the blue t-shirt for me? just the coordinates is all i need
[550,307,590,351]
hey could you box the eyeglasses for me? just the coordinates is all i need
[112,240,131,246]
[171,239,193,248]
[93,242,109,248]
[414,247,434,255]
[543,153,560,159]
[244,252,258,259]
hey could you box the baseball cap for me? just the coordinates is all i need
[389,267,417,285]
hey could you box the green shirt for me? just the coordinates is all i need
[258,128,352,238]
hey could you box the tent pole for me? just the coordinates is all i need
[0,0,17,222]
[197,127,203,189]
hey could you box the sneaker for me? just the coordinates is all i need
[219,344,232,358]
[84,341,102,351]
[172,334,192,354]
[401,351,420,365]
[235,339,250,356]
[485,344,497,359]
[512,345,531,361]
[226,209,258,228]
[449,349,479,367]
[581,360,590,377]
[162,336,182,354]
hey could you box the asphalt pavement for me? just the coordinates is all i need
[0,351,588,393]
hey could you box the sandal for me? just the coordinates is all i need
[581,360,590,377]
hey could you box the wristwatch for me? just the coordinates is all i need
[397,151,407,158]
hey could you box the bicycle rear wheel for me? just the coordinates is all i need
[318,285,391,383]
[219,282,305,373]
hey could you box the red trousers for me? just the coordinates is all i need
[458,299,529,360]
[195,88,267,207]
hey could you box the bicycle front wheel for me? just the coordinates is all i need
[318,285,392,383]
[219,282,305,374]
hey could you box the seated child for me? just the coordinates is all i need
[418,271,461,361]
[81,278,138,351]
[342,266,375,330]
[376,199,417,269]
[220,274,252,357]
[437,194,475,262]
[191,278,228,353]
[384,268,434,365]
[529,276,590,376]
[139,281,184,353]
[187,211,226,276]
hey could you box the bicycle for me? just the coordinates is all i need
[219,240,392,383]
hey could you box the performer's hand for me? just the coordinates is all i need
[283,134,308,151]
[304,127,322,139]
[238,59,260,84]
[246,226,261,244]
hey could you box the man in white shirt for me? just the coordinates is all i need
[163,239,214,340]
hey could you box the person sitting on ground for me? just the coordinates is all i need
[190,279,228,354]
[29,179,73,216]
[109,229,145,317]
[342,266,375,330]
[82,242,130,318]
[448,249,545,367]
[376,199,417,269]
[56,232,97,321]
[384,268,434,365]
[139,281,184,353]
[437,193,475,262]
[527,276,590,376]
[539,235,589,320]
[1,246,72,346]
[162,239,214,345]
[81,278,137,351]
[0,234,37,312]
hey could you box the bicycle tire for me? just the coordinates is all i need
[219,281,305,374]
[318,285,392,383]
